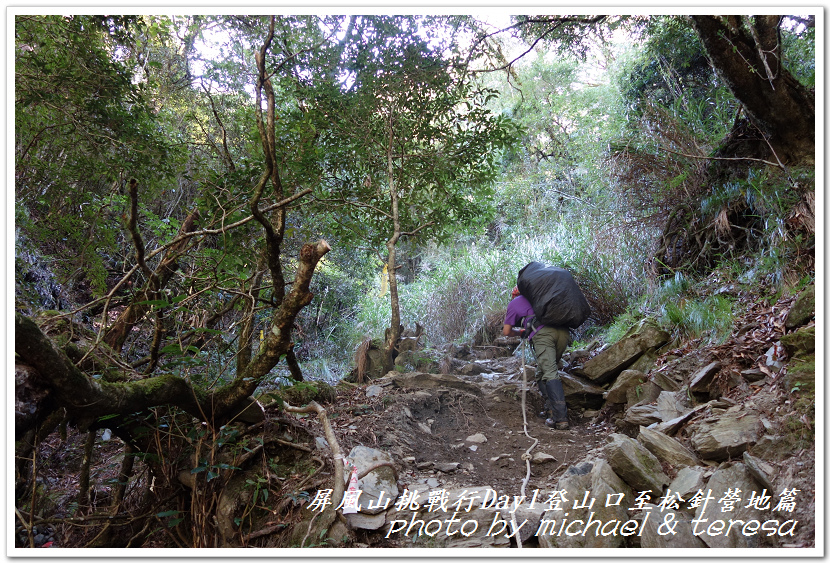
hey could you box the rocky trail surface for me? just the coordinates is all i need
[21,286,815,550]
[287,285,816,549]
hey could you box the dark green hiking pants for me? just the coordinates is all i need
[530,326,570,382]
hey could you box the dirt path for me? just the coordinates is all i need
[320,340,614,538]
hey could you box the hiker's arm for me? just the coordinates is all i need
[504,323,524,337]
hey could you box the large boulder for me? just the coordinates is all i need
[394,350,438,373]
[382,485,512,548]
[604,433,670,493]
[626,381,662,409]
[689,410,762,461]
[637,426,700,468]
[639,504,707,548]
[784,285,815,329]
[623,405,662,427]
[668,466,706,499]
[656,391,683,422]
[604,369,648,404]
[780,325,815,357]
[688,361,722,393]
[580,320,670,385]
[693,462,767,548]
[560,372,606,409]
[539,459,633,548]
[346,446,400,517]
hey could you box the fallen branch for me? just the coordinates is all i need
[283,401,345,510]
[660,145,784,170]
[357,461,399,483]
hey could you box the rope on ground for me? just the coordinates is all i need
[512,338,540,549]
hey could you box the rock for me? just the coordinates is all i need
[466,433,487,444]
[326,519,351,546]
[434,462,459,473]
[628,348,659,374]
[560,372,606,408]
[508,503,549,545]
[395,350,439,373]
[447,343,472,360]
[346,511,387,531]
[604,433,670,493]
[233,396,266,424]
[784,285,815,329]
[580,320,670,385]
[780,325,815,357]
[651,350,715,391]
[604,369,647,404]
[749,435,787,461]
[541,459,632,548]
[459,362,488,376]
[637,426,700,468]
[365,384,384,397]
[392,372,481,395]
[417,422,432,434]
[640,504,707,548]
[656,391,681,421]
[382,486,511,548]
[650,403,709,436]
[624,405,662,427]
[741,368,766,383]
[689,411,762,461]
[689,361,722,393]
[742,452,775,491]
[531,452,557,464]
[345,446,400,515]
[651,370,682,392]
[668,466,706,499]
[627,381,661,408]
[693,462,766,548]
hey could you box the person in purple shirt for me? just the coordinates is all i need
[503,286,571,430]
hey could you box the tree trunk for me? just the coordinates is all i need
[14,240,330,429]
[383,112,403,373]
[104,207,200,353]
[690,15,814,164]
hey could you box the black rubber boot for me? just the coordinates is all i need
[537,380,550,418]
[544,378,569,429]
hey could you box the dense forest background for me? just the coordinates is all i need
[14,13,817,549]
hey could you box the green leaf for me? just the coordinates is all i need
[157,510,179,518]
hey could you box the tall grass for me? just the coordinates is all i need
[348,213,653,347]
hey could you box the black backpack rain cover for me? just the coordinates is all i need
[516,262,591,329]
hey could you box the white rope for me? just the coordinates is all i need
[512,338,540,549]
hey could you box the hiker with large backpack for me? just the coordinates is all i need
[503,262,591,431]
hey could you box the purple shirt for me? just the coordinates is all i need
[504,295,545,339]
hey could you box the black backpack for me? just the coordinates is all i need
[516,262,591,329]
